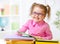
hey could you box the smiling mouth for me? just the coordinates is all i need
[33,17,40,20]
[36,18,40,20]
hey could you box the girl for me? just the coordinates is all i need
[17,3,52,40]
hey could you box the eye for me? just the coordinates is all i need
[33,12,44,15]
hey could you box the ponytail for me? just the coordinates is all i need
[46,5,51,19]
[30,2,38,15]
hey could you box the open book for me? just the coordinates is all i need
[17,31,59,42]
[4,32,34,40]
[17,31,39,40]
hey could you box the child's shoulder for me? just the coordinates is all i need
[25,19,33,24]
[27,19,33,22]
[44,21,50,27]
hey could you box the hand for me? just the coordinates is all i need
[16,31,22,36]
[33,36,43,40]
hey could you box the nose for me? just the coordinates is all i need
[35,14,39,17]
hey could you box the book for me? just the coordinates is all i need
[4,34,34,40]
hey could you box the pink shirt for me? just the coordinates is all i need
[18,19,52,40]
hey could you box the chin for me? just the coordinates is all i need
[33,19,42,22]
[36,20,43,22]
[34,20,40,22]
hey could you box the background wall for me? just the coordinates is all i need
[0,0,60,40]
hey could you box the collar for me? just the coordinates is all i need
[32,20,45,26]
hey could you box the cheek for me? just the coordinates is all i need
[39,16,45,19]
[31,15,35,18]
[31,15,34,17]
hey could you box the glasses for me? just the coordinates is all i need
[32,12,44,15]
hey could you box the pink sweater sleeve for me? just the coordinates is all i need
[16,20,30,36]
[42,24,52,40]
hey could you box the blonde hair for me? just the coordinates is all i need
[30,3,51,19]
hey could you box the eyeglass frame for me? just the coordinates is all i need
[32,12,45,16]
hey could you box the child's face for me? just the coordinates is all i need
[31,6,45,22]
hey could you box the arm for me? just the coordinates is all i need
[41,24,53,40]
[16,20,30,36]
